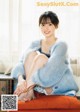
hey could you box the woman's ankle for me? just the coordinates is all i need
[17,79,26,87]
[18,75,25,83]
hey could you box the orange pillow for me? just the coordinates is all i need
[18,95,80,110]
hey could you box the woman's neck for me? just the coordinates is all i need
[41,36,57,54]
[44,36,57,46]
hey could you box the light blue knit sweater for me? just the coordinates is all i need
[11,39,79,96]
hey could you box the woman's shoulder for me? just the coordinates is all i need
[56,39,67,46]
[54,39,68,49]
[50,39,68,54]
[31,39,41,45]
[30,39,41,48]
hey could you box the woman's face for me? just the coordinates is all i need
[40,19,57,38]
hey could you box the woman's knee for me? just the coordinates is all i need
[35,54,48,65]
[24,51,38,64]
[28,51,38,58]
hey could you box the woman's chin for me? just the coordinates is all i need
[43,33,52,38]
[44,35,51,38]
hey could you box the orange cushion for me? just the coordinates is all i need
[18,94,80,110]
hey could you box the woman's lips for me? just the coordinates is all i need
[44,31,50,34]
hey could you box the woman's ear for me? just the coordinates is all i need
[55,24,59,29]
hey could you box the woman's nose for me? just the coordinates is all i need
[44,25,49,30]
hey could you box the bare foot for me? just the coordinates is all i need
[44,87,53,95]
[18,89,36,101]
[14,80,27,96]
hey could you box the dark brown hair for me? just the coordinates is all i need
[39,11,59,27]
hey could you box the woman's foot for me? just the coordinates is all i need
[44,87,53,95]
[14,80,27,96]
[18,89,36,101]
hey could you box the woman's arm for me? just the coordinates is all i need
[11,40,40,79]
[11,62,25,79]
[32,42,68,87]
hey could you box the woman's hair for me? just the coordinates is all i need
[39,11,59,27]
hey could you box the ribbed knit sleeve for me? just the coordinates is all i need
[11,40,40,79]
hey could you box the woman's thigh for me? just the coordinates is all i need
[24,52,49,76]
[34,53,48,69]
[24,51,38,75]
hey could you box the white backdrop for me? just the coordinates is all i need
[0,0,80,67]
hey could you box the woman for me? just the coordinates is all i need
[11,11,79,101]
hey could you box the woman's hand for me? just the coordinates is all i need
[18,88,36,101]
[14,80,27,96]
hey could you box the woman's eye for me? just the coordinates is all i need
[49,23,52,26]
[42,24,45,26]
